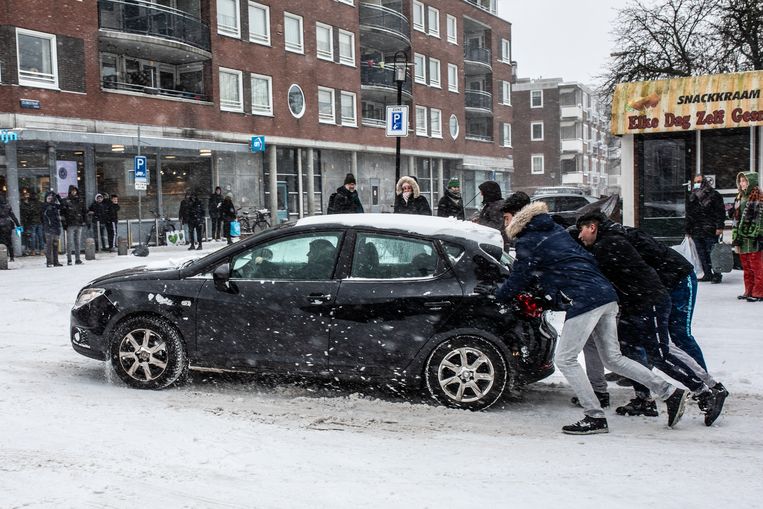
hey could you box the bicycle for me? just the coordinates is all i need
[237,207,271,234]
[145,210,179,246]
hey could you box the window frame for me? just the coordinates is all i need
[501,38,511,63]
[248,1,270,45]
[338,29,356,67]
[414,53,426,84]
[350,233,440,280]
[530,89,543,108]
[447,63,458,92]
[427,6,440,38]
[318,86,336,124]
[502,123,512,147]
[288,83,306,118]
[315,22,334,61]
[16,28,59,90]
[250,72,273,116]
[284,12,304,54]
[430,108,442,138]
[217,0,241,38]
[531,154,545,175]
[340,90,357,127]
[501,81,511,105]
[428,57,441,88]
[446,14,457,44]
[412,1,425,32]
[531,121,544,141]
[449,114,459,140]
[415,105,428,136]
[218,67,244,112]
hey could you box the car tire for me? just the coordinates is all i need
[425,335,508,411]
[110,315,188,390]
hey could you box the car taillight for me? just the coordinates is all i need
[516,292,543,318]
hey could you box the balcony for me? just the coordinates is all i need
[560,105,583,119]
[561,139,584,152]
[562,173,584,185]
[465,90,493,115]
[464,45,492,72]
[98,0,211,63]
[101,78,210,103]
[464,0,496,14]
[360,66,413,100]
[359,2,410,51]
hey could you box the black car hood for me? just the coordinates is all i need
[88,265,182,286]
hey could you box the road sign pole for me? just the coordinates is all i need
[137,126,143,248]
[395,81,402,184]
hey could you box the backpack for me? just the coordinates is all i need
[326,192,338,215]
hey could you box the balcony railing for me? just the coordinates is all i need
[102,78,210,102]
[98,0,211,52]
[465,90,493,110]
[464,45,492,66]
[360,66,412,96]
[359,3,410,42]
[464,0,496,14]
[465,133,493,142]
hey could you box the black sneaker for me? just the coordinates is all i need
[571,391,610,408]
[562,416,609,435]
[188,245,196,251]
[67,261,72,266]
[604,372,621,382]
[737,294,750,300]
[75,260,83,265]
[616,397,658,416]
[702,384,729,426]
[665,389,689,428]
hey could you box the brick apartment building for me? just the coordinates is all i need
[511,77,613,197]
[0,0,513,244]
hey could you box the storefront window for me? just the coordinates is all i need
[700,128,751,191]
[16,146,50,198]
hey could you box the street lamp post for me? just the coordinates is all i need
[394,51,407,184]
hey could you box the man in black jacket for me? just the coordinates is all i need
[88,193,111,252]
[686,175,726,283]
[327,173,364,214]
[63,186,89,264]
[577,212,726,426]
[186,193,205,250]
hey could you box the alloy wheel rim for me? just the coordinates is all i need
[118,328,168,382]
[437,346,495,403]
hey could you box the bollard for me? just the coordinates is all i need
[117,236,128,256]
[84,237,96,260]
[0,244,7,270]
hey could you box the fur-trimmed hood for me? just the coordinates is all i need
[395,176,420,198]
[506,201,548,239]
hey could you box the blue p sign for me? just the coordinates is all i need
[134,156,147,178]
[392,112,403,131]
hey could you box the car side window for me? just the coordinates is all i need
[350,233,438,279]
[230,232,342,280]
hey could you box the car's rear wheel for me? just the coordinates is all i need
[110,315,188,390]
[425,336,508,410]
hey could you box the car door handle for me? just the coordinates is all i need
[424,301,452,310]
[307,293,331,304]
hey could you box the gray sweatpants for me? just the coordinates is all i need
[555,302,676,419]
[66,226,83,263]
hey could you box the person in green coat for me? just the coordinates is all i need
[731,171,762,301]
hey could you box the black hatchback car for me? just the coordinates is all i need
[71,214,557,410]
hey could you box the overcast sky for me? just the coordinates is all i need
[496,0,631,85]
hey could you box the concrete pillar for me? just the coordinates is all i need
[4,142,22,257]
[47,145,57,193]
[84,144,96,204]
[156,149,164,218]
[306,148,315,215]
[268,145,278,223]
[621,134,635,227]
[437,158,444,198]
[351,151,358,177]
[297,148,304,218]
[408,155,415,178]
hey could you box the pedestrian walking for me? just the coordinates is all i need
[480,200,688,434]
[0,195,21,262]
[186,193,205,250]
[20,191,44,256]
[327,173,364,214]
[209,186,223,241]
[221,195,237,245]
[436,178,465,220]
[394,176,431,215]
[472,181,504,230]
[731,171,762,301]
[106,194,120,250]
[41,191,63,267]
[88,193,110,252]
[62,186,88,265]
[686,175,726,283]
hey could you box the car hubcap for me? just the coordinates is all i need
[437,347,495,403]
[118,328,168,382]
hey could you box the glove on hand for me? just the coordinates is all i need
[473,282,496,296]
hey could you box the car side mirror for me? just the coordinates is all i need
[213,263,236,293]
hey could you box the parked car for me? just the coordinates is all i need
[70,214,558,410]
[531,193,598,213]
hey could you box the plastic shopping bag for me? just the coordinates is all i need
[672,236,704,279]
[14,226,23,237]
[710,240,734,273]
[230,220,241,237]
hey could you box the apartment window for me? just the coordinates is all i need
[501,39,511,62]
[337,0,354,4]
[412,1,425,32]
[316,23,333,60]
[318,87,336,123]
[217,0,240,38]
[531,122,544,141]
[288,83,306,118]
[502,123,512,147]
[414,53,426,84]
[248,2,270,45]
[446,14,457,44]
[430,108,442,138]
[427,6,440,37]
[219,68,243,112]
[447,63,458,92]
[340,91,357,126]
[501,81,511,105]
[338,30,355,66]
[415,105,428,136]
[284,12,304,53]
[429,58,440,88]
[531,154,544,174]
[449,114,459,140]
[251,73,272,115]
[16,28,58,89]
[531,89,543,108]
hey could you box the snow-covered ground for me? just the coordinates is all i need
[1,246,762,508]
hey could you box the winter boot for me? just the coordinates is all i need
[665,389,689,428]
[616,397,658,417]
[696,384,729,426]
[562,416,609,435]
[571,391,610,408]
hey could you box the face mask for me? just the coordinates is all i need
[692,183,701,189]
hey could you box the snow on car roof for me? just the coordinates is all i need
[296,213,504,248]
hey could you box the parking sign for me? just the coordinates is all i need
[386,106,409,137]
[134,156,147,190]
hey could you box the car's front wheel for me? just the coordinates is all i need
[110,315,188,390]
[425,336,508,410]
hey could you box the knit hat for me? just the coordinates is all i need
[344,173,356,185]
[447,178,460,189]
[502,191,531,215]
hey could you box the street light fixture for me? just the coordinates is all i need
[394,50,407,184]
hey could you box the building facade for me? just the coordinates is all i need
[511,77,611,197]
[0,0,513,247]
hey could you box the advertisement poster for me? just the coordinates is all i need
[56,160,78,198]
[611,70,763,135]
